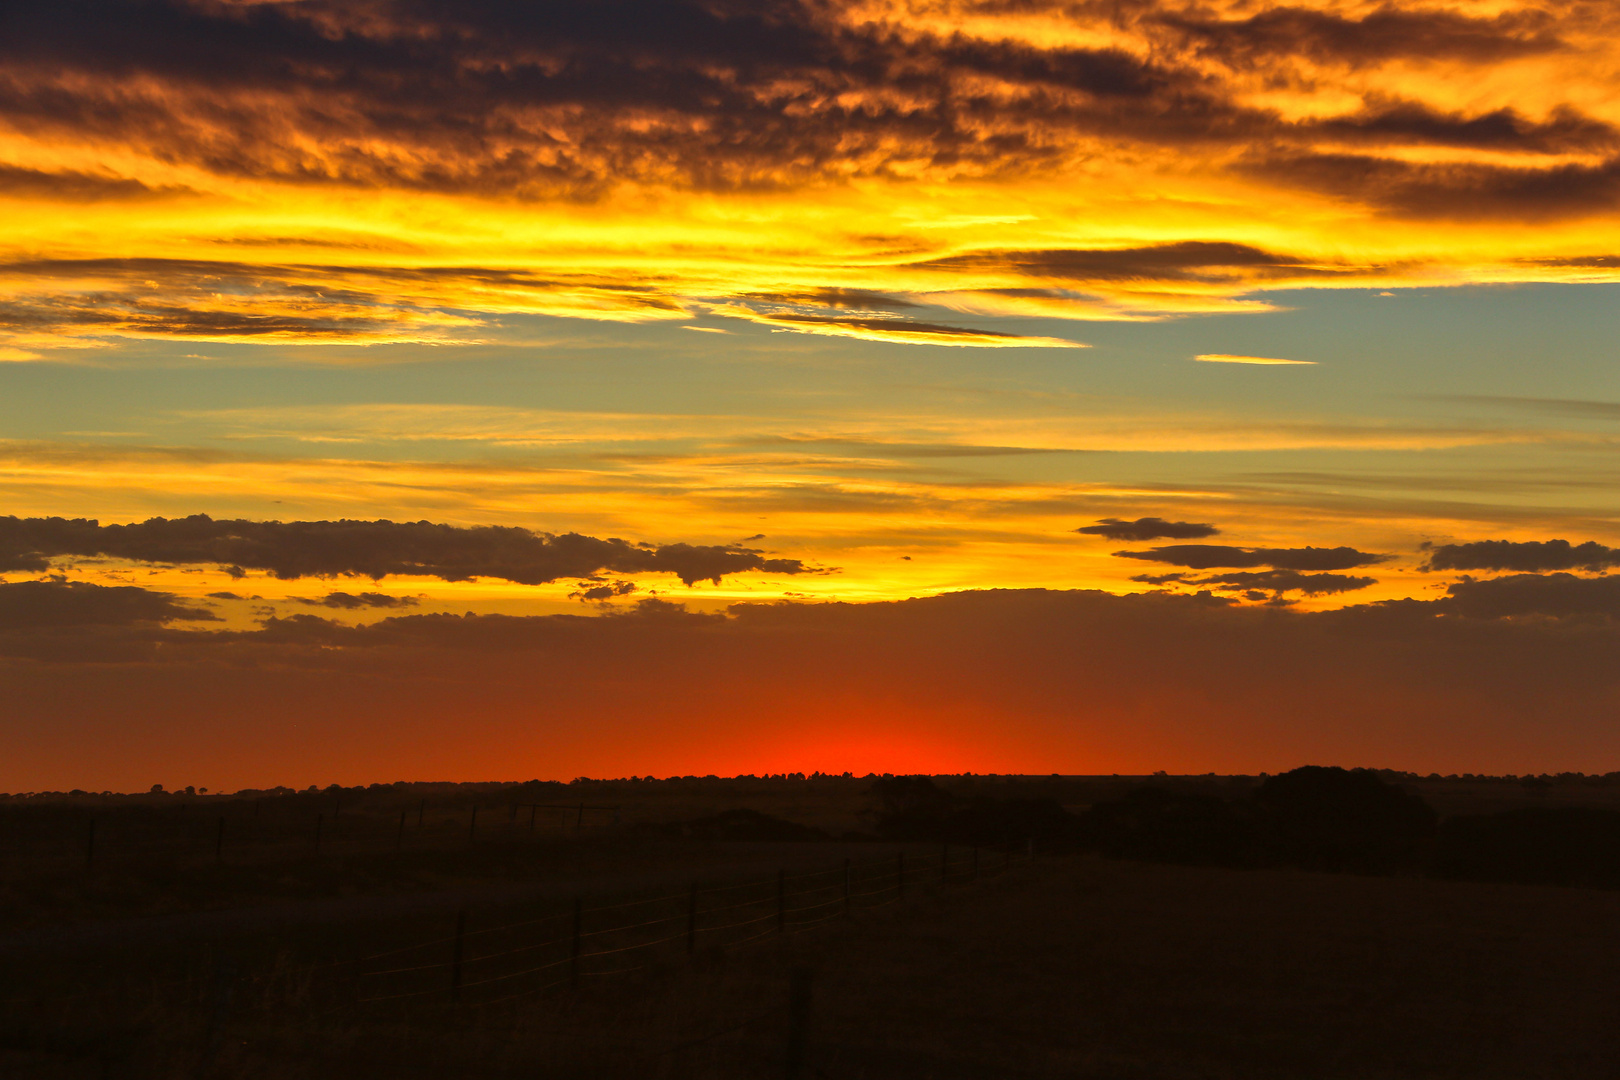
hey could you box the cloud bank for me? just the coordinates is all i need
[0,515,816,586]
[5,582,1620,788]
[5,0,1620,350]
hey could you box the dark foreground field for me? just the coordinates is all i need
[5,848,1618,1079]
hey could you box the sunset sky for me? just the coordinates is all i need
[4,0,1620,791]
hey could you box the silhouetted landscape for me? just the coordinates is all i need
[4,767,1619,1077]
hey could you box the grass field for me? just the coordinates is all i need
[4,774,1619,1078]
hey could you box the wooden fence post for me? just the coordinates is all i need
[417,799,425,829]
[528,804,537,832]
[785,967,813,1080]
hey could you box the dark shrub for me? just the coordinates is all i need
[673,808,829,843]
[1254,766,1435,874]
[1079,787,1259,866]
[1434,807,1620,889]
[869,775,1080,848]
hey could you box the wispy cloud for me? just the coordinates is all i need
[1195,354,1315,365]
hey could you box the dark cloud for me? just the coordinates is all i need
[206,591,243,600]
[1077,516,1219,541]
[1249,152,1620,221]
[916,241,1332,285]
[0,164,192,201]
[1113,544,1387,571]
[752,312,1046,341]
[1313,102,1616,155]
[1134,570,1377,596]
[1443,573,1620,619]
[292,591,420,610]
[0,256,683,341]
[746,289,921,311]
[0,514,817,587]
[0,0,1585,213]
[0,580,217,630]
[570,580,639,603]
[1155,5,1565,66]
[1424,539,1620,573]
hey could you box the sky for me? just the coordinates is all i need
[3,0,1620,791]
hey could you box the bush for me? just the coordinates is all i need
[1434,807,1620,889]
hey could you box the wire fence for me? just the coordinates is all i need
[351,844,1020,1009]
[0,842,1034,1078]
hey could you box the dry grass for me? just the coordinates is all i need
[6,852,1619,1079]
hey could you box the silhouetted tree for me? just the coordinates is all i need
[1253,766,1435,874]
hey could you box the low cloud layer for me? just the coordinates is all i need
[1424,539,1620,573]
[5,582,1620,788]
[1077,517,1220,541]
[1113,544,1387,571]
[1443,573,1620,619]
[0,579,216,630]
[0,515,815,586]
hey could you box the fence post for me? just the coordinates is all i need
[314,813,323,855]
[785,967,813,1080]
[84,818,96,871]
[197,955,237,1077]
[843,858,851,915]
[215,816,225,863]
[450,908,467,1001]
[896,852,904,900]
[777,869,787,933]
[528,804,537,832]
[570,898,583,988]
[469,806,478,845]
[687,881,699,955]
